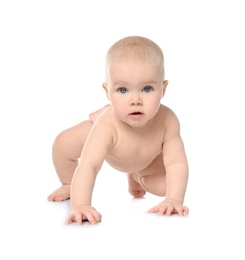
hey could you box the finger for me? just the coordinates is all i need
[176,207,184,216]
[182,206,189,215]
[148,205,160,213]
[88,211,102,224]
[85,212,97,225]
[94,212,102,223]
[159,205,168,215]
[66,214,75,224]
[148,207,157,213]
[166,205,174,216]
[174,206,184,216]
[75,213,83,225]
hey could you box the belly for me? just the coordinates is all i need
[105,150,161,173]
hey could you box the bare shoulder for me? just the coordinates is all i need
[89,107,118,147]
[158,104,180,124]
[158,105,181,141]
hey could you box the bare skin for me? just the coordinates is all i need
[49,105,189,224]
[48,173,145,202]
[48,37,189,225]
[48,120,92,201]
[127,173,146,198]
[48,120,148,202]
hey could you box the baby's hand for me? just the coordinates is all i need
[148,198,189,216]
[66,205,102,225]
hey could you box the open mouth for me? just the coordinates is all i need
[130,112,143,115]
[129,112,144,118]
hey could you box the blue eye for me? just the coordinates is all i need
[118,87,128,94]
[143,86,153,92]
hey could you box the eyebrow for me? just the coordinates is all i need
[112,81,158,87]
[143,81,158,85]
[112,81,125,87]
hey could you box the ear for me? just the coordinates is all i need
[102,82,110,100]
[161,80,168,98]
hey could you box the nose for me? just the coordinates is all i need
[130,94,142,106]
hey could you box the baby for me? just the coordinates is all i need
[48,36,189,225]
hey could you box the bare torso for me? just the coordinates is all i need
[103,105,168,174]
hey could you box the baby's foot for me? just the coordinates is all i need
[127,173,146,198]
[47,185,70,202]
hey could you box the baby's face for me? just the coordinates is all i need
[104,61,166,128]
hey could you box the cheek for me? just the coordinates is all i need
[109,95,126,112]
[143,94,162,112]
[110,92,127,103]
[145,93,162,105]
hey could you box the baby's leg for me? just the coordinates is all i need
[48,120,92,201]
[127,173,146,198]
[138,153,166,196]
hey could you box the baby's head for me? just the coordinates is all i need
[102,36,168,128]
[104,36,165,82]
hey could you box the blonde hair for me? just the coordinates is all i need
[105,36,165,81]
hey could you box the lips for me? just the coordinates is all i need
[130,112,143,115]
[129,112,144,119]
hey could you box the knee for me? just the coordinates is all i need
[141,176,166,197]
[52,130,71,156]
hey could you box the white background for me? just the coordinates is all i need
[1,0,244,259]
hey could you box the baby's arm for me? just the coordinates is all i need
[149,111,189,216]
[66,121,114,225]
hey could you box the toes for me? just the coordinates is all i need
[47,195,54,201]
[131,190,146,198]
[47,193,70,202]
